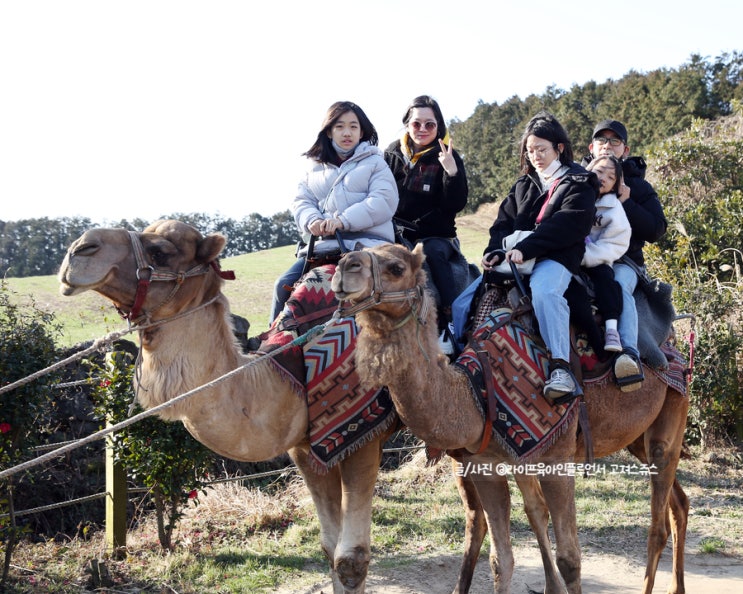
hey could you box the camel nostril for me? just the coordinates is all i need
[72,242,100,257]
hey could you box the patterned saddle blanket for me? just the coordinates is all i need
[258,264,396,473]
[455,308,579,461]
[474,284,689,395]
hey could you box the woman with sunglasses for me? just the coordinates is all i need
[384,95,469,354]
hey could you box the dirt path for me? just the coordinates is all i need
[279,542,743,593]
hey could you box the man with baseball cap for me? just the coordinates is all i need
[582,119,667,391]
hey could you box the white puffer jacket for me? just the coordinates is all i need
[292,141,399,252]
[582,192,632,268]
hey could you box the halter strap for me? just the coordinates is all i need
[123,231,233,322]
[335,251,432,326]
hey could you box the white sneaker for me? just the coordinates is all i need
[603,328,622,352]
[543,367,576,400]
[438,327,454,355]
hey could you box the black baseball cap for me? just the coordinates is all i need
[592,120,628,143]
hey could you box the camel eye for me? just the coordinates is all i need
[388,262,406,277]
[148,248,170,267]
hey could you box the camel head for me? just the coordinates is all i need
[332,242,426,301]
[331,242,438,336]
[58,219,229,322]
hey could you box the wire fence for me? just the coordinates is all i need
[1,444,424,521]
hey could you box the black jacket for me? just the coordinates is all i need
[581,155,667,266]
[485,163,598,274]
[384,139,468,242]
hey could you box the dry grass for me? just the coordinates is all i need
[3,445,742,593]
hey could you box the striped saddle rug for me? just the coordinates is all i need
[454,308,579,461]
[259,264,395,473]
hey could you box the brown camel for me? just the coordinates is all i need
[332,243,689,594]
[58,219,396,594]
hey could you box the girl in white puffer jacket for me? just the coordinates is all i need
[270,101,398,323]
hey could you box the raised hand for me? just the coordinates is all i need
[438,139,458,177]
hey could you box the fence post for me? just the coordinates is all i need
[104,351,128,558]
[105,426,127,557]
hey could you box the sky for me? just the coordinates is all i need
[1,0,741,224]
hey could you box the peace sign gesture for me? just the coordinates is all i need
[438,138,458,177]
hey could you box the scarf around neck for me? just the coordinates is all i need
[401,130,451,168]
[332,139,358,160]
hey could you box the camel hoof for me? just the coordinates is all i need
[335,547,370,592]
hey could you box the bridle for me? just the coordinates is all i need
[122,230,235,323]
[335,249,500,456]
[335,251,432,327]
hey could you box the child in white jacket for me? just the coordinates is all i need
[581,155,632,352]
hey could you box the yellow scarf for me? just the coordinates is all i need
[401,130,452,167]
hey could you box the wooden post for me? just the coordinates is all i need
[104,350,128,558]
[105,428,127,557]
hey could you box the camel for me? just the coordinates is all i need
[331,243,690,594]
[57,219,397,594]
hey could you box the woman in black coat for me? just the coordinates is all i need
[482,112,598,400]
[384,95,469,353]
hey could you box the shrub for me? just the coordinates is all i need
[647,111,743,444]
[91,350,216,550]
[0,281,62,583]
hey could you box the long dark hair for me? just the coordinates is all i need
[401,95,447,141]
[304,101,379,163]
[519,111,574,174]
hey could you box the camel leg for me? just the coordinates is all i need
[451,462,488,594]
[289,445,346,593]
[452,465,565,594]
[333,435,386,593]
[464,468,515,594]
[540,474,581,594]
[665,477,689,594]
[626,390,689,594]
[513,473,563,594]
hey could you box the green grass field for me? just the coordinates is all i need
[5,223,489,348]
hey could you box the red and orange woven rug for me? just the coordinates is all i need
[259,264,395,473]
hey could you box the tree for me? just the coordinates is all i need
[647,110,743,444]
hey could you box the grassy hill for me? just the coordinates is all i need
[5,209,496,348]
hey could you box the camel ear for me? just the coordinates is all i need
[411,242,426,269]
[196,233,226,263]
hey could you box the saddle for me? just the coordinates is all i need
[468,263,675,381]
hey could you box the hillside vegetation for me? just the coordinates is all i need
[4,215,492,347]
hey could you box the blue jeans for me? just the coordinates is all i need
[613,262,639,355]
[529,259,572,362]
[270,257,307,323]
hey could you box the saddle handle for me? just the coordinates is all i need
[492,249,531,304]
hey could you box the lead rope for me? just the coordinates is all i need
[0,310,337,481]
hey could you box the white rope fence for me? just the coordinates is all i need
[0,467,299,520]
[0,329,133,396]
[1,446,424,520]
[0,315,336,482]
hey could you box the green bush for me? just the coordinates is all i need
[647,112,743,444]
[91,351,216,550]
[0,281,62,583]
